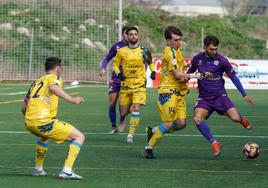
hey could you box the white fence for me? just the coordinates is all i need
[0,0,119,83]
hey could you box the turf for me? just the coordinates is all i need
[0,83,267,188]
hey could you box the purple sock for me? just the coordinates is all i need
[109,105,116,127]
[197,121,215,144]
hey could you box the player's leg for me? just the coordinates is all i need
[194,107,220,157]
[119,104,131,132]
[144,93,176,159]
[127,103,141,143]
[43,119,84,179]
[25,124,49,176]
[108,91,119,133]
[59,127,85,179]
[169,95,187,133]
[118,104,126,133]
[225,107,252,129]
[108,79,122,133]
[144,121,172,159]
[33,137,49,176]
[127,89,146,143]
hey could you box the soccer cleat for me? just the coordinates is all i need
[241,118,252,130]
[58,171,83,180]
[32,169,47,176]
[109,128,118,134]
[212,140,221,157]
[144,148,156,159]
[146,127,153,143]
[126,134,134,144]
[118,121,126,133]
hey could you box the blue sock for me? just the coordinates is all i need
[109,105,116,127]
[158,123,169,134]
[197,121,215,144]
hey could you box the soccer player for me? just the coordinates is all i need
[113,26,156,143]
[99,26,128,133]
[144,26,202,159]
[187,35,256,157]
[21,57,85,179]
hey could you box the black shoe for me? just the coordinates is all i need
[144,148,156,159]
[146,127,153,143]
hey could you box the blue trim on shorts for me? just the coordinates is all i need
[71,141,83,148]
[159,123,168,134]
[37,140,48,147]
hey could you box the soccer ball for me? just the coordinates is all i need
[243,142,260,159]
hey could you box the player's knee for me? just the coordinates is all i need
[175,120,186,129]
[229,115,241,122]
[109,102,116,107]
[70,129,85,144]
[75,132,85,144]
[193,116,202,125]
[178,123,186,129]
[132,106,140,112]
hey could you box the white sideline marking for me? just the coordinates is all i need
[0,85,80,96]
[0,165,267,174]
[0,130,267,139]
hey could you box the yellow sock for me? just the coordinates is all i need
[129,112,140,135]
[148,126,166,148]
[35,141,48,169]
[63,141,82,171]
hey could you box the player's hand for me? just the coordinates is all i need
[99,68,106,77]
[118,73,126,81]
[71,97,85,104]
[150,71,156,80]
[244,96,256,105]
[189,72,204,80]
[184,61,191,67]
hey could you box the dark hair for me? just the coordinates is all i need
[122,26,129,34]
[204,35,219,47]
[126,26,139,35]
[164,26,183,40]
[45,57,62,72]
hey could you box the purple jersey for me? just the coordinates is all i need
[101,40,127,81]
[188,52,236,100]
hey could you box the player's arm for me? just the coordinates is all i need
[100,44,117,76]
[21,101,27,115]
[166,51,202,80]
[49,85,84,104]
[223,59,256,105]
[229,74,256,105]
[113,50,125,81]
[143,48,156,80]
[21,89,30,115]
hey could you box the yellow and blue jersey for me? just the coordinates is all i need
[113,46,152,89]
[25,73,63,126]
[158,46,188,95]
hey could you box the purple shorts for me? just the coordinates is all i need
[108,79,121,94]
[194,94,234,118]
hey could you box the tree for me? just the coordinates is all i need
[219,0,264,16]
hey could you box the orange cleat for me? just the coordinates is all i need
[212,140,221,157]
[241,118,252,130]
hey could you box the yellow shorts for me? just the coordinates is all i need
[120,88,146,106]
[25,119,74,144]
[158,93,186,122]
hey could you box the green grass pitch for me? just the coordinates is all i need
[0,83,267,188]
